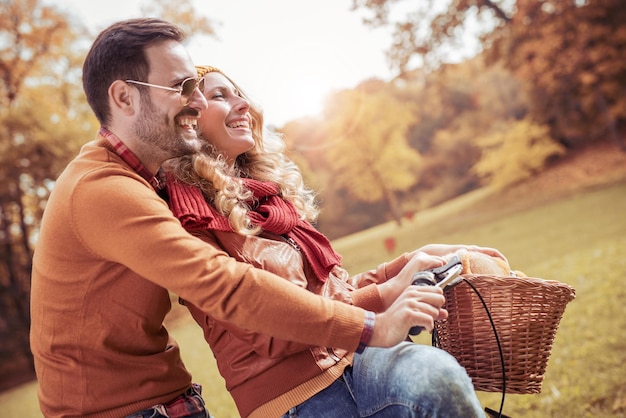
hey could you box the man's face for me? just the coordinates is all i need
[132,40,207,160]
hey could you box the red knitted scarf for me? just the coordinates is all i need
[166,175,341,283]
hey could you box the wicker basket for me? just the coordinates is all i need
[433,274,576,394]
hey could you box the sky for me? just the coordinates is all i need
[49,0,397,127]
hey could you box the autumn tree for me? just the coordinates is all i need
[474,118,566,187]
[0,0,96,388]
[492,0,626,149]
[351,0,511,71]
[321,85,422,225]
[351,0,626,149]
[389,57,538,204]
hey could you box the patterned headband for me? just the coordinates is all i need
[196,65,223,78]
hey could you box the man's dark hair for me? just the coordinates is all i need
[82,18,186,124]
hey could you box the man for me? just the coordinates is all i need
[30,18,444,417]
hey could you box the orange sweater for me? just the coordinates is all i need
[30,136,367,417]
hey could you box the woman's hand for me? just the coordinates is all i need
[377,251,446,309]
[418,243,508,262]
[377,243,508,309]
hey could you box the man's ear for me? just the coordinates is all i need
[109,80,138,116]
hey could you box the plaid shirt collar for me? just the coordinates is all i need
[99,127,164,190]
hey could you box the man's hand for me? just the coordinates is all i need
[368,285,448,347]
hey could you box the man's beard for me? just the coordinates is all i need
[133,94,200,160]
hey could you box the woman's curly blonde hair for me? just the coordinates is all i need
[164,65,319,235]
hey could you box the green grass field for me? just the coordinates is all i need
[2,181,625,417]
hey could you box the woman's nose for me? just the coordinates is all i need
[188,87,208,111]
[236,96,250,112]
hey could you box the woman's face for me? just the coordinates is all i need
[198,72,254,164]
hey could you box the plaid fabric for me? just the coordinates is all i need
[125,384,207,418]
[163,383,206,416]
[99,127,163,190]
[356,310,375,354]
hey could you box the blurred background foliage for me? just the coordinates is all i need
[1,0,625,393]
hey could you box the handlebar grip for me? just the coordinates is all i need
[408,272,436,336]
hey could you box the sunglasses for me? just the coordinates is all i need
[125,77,205,106]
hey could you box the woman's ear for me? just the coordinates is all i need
[109,80,138,116]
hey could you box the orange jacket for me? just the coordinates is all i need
[182,229,412,417]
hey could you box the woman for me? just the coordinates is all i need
[165,65,499,417]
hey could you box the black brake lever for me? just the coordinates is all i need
[408,255,464,336]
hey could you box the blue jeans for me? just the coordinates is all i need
[282,342,484,417]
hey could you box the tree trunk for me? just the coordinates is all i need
[382,185,403,225]
[595,85,626,151]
